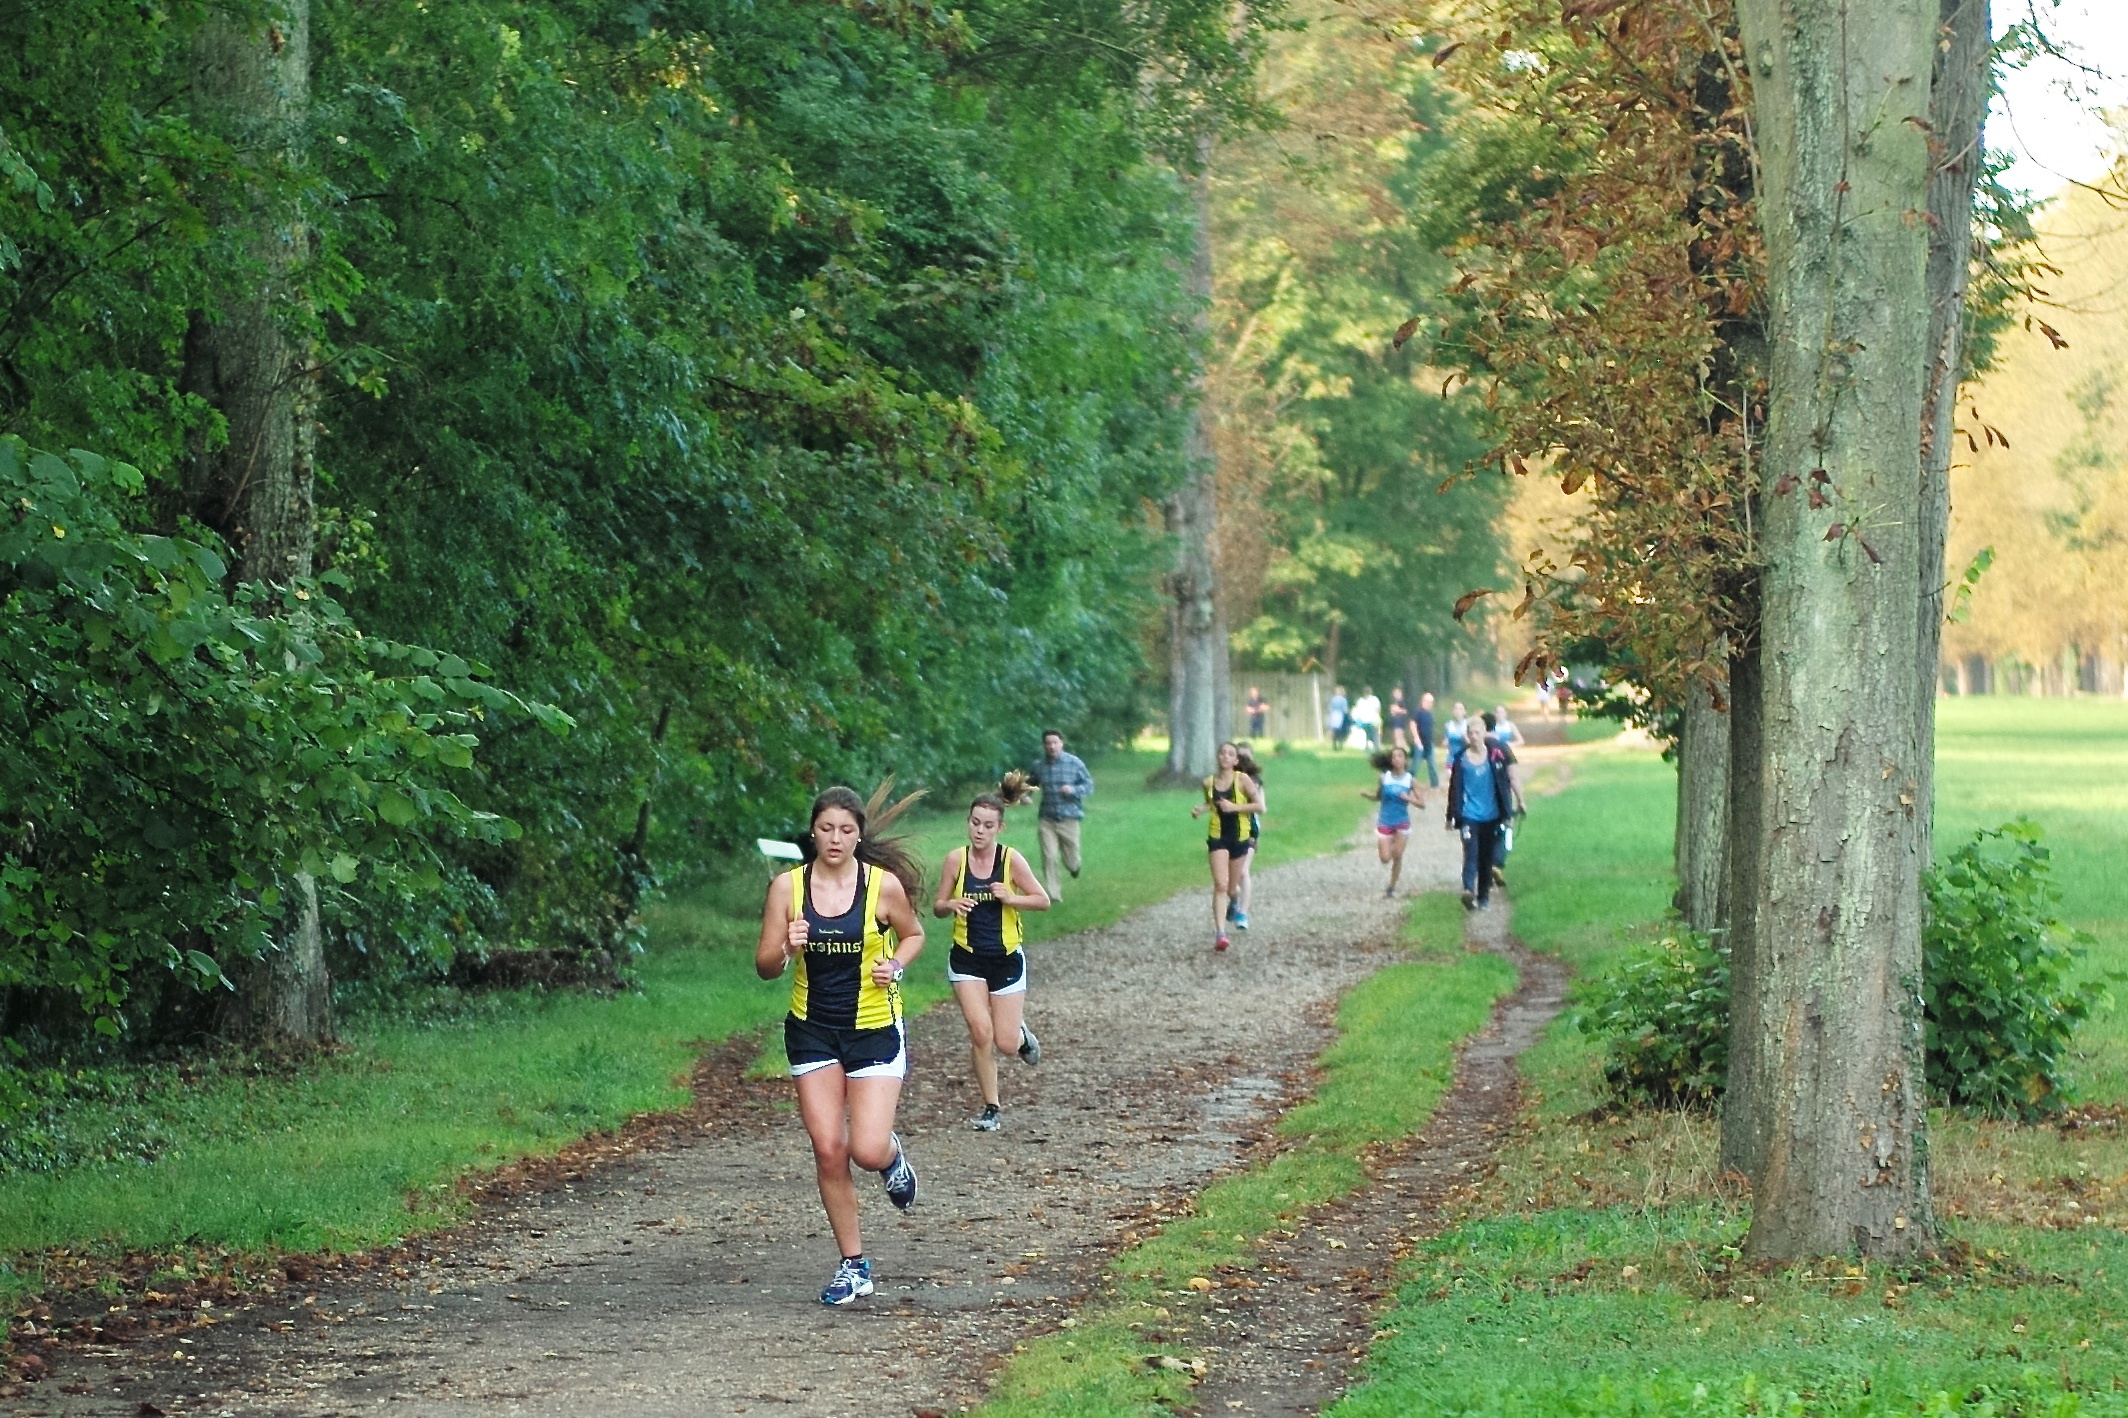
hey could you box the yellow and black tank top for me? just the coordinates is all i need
[1203,774,1261,849]
[951,846,1023,955]
[786,863,901,1029]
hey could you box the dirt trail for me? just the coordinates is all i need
[1189,898,1569,1416]
[16,820,1463,1418]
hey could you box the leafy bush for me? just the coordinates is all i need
[0,440,569,1028]
[1923,820,2105,1117]
[1577,822,2104,1117]
[1576,931,1729,1110]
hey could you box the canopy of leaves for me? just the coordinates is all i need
[1210,0,1509,690]
[0,0,1277,1019]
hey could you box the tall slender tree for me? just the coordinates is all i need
[1731,0,1938,1258]
[1168,144,1228,781]
[178,0,331,1045]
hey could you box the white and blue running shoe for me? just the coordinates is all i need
[821,1256,873,1306]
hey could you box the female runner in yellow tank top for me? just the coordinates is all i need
[755,785,927,1308]
[1191,741,1264,952]
[934,775,1050,1131]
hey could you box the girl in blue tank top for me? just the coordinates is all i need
[1363,745,1421,897]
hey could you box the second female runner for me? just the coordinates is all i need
[1192,741,1265,952]
[934,776,1050,1132]
[1363,745,1421,897]
[755,785,927,1308]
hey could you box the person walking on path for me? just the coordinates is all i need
[1363,745,1419,897]
[1029,730,1093,901]
[934,780,1049,1133]
[1446,730,1522,912]
[1351,687,1383,751]
[1246,686,1269,740]
[1191,741,1264,952]
[755,786,928,1307]
[1415,691,1440,788]
[1387,689,1412,752]
[1326,685,1349,748]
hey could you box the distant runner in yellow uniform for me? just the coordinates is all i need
[1192,741,1264,952]
[934,775,1050,1132]
[755,785,926,1307]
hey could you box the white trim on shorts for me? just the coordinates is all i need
[947,952,1029,997]
[788,1022,908,1081]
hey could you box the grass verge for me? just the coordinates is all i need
[1331,698,2128,1416]
[0,746,1380,1314]
[973,893,1515,1417]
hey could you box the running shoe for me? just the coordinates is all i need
[821,1256,874,1306]
[1383,884,1396,898]
[1461,891,1476,911]
[1230,911,1251,931]
[1225,899,1239,923]
[1215,932,1231,953]
[971,1103,1003,1132]
[880,1134,918,1210]
[1492,866,1508,888]
[1017,1024,1042,1067]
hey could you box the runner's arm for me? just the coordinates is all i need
[999,848,1051,912]
[756,872,801,979]
[933,847,973,918]
[872,874,927,984]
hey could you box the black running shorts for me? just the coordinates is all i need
[946,946,1027,996]
[784,1014,906,1080]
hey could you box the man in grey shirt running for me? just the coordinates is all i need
[1029,729,1094,901]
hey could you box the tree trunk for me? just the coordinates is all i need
[1915,0,1990,884]
[1165,137,1225,781]
[1675,672,1731,934]
[1733,0,1937,1259]
[1719,633,1765,1178]
[185,1,330,1047]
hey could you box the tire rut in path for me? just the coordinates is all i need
[13,828,1457,1418]
[1189,897,1568,1417]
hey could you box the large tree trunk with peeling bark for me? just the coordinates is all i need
[183,1,331,1047]
[1166,140,1226,781]
[1675,673,1731,934]
[1733,0,1937,1259]
[1915,0,1990,884]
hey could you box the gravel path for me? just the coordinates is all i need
[18,820,1463,1418]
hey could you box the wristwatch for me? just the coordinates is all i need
[887,961,905,983]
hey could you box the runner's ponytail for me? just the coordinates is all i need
[803,782,927,900]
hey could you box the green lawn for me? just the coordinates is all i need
[1332,697,2128,1417]
[0,745,1378,1311]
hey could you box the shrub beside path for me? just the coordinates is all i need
[20,821,1462,1417]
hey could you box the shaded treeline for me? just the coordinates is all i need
[0,0,1272,1043]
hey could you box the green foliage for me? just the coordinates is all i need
[1216,24,1509,688]
[1561,792,2108,1118]
[1924,820,2106,1118]
[0,438,562,1026]
[1576,932,1729,1111]
[0,0,1286,1000]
